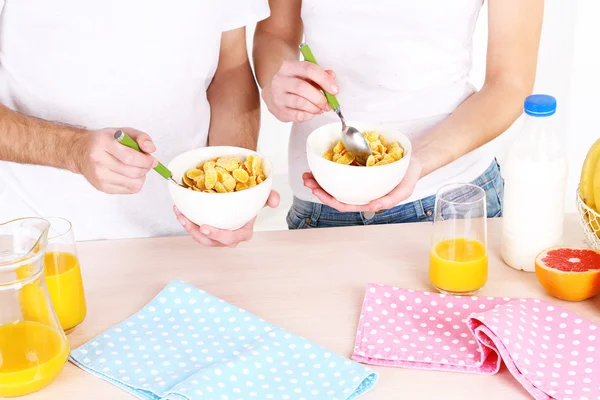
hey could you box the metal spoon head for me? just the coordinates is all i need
[342,125,372,159]
[170,177,187,188]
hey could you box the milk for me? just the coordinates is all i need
[501,95,567,272]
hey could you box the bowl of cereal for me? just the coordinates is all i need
[306,122,412,205]
[167,147,273,230]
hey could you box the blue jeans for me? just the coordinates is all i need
[287,159,505,229]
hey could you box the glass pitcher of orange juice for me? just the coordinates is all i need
[429,183,488,295]
[44,217,87,332]
[0,218,70,397]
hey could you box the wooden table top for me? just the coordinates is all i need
[28,214,600,399]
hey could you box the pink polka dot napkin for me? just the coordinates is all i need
[352,284,600,400]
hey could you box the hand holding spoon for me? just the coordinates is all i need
[299,43,372,160]
[114,130,184,187]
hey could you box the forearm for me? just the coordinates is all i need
[413,0,542,178]
[0,105,85,172]
[207,61,261,150]
[253,29,300,89]
[414,80,531,177]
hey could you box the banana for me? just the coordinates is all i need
[579,138,600,210]
[593,156,600,215]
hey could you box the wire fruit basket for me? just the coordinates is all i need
[576,186,600,250]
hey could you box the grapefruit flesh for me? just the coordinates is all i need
[535,247,600,301]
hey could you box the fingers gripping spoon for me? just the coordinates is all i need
[114,130,184,187]
[299,43,372,160]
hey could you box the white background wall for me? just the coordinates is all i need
[251,0,599,231]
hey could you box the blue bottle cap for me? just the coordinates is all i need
[524,94,557,117]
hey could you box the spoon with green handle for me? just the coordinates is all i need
[113,130,184,187]
[299,43,372,160]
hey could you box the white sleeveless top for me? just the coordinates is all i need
[289,0,495,204]
[0,0,269,241]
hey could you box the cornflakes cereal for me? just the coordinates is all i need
[232,168,249,183]
[204,164,217,190]
[181,155,267,193]
[324,131,404,166]
[216,156,239,172]
[186,169,203,181]
[182,174,196,188]
[214,182,227,193]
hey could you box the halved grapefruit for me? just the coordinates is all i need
[535,246,600,301]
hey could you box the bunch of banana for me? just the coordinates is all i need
[580,138,600,236]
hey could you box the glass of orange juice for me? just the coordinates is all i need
[429,183,488,295]
[44,217,87,332]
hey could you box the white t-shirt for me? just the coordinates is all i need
[0,0,269,241]
[290,0,495,204]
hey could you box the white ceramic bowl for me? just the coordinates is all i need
[168,146,273,230]
[306,122,412,205]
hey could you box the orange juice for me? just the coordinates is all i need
[44,252,87,331]
[18,277,54,327]
[429,237,488,294]
[15,263,55,327]
[0,321,70,397]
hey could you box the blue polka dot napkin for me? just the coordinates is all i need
[69,280,378,400]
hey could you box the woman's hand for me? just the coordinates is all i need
[303,159,423,213]
[261,60,338,123]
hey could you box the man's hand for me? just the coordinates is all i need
[303,159,423,213]
[73,128,158,194]
[173,191,280,247]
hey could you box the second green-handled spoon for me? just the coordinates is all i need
[114,130,183,187]
[299,43,371,159]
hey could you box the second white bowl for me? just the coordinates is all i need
[306,122,412,205]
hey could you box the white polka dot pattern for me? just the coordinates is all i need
[352,284,600,400]
[69,280,378,400]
